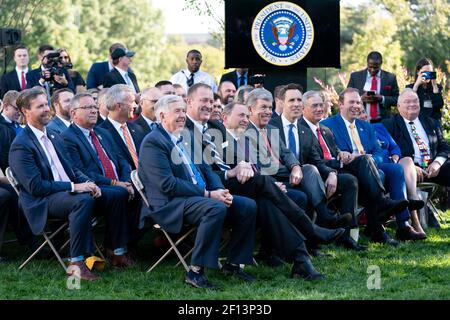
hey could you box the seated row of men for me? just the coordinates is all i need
[1,82,448,289]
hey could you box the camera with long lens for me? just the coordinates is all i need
[42,51,66,82]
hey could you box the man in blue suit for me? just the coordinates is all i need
[86,43,125,90]
[133,87,161,136]
[46,88,74,134]
[139,94,257,289]
[9,88,132,280]
[322,88,409,246]
[26,45,75,94]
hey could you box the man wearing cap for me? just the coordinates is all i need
[103,48,140,94]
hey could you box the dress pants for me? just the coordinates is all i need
[428,160,450,187]
[182,197,227,269]
[0,186,12,254]
[47,192,95,258]
[223,195,257,266]
[334,173,359,227]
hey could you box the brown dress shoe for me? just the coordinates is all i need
[67,261,100,281]
[110,253,136,268]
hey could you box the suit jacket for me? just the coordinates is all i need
[382,114,450,162]
[269,116,335,179]
[347,69,399,119]
[139,126,223,233]
[102,68,140,93]
[1,69,23,98]
[133,115,157,136]
[86,61,110,89]
[299,117,343,170]
[46,116,69,135]
[321,114,385,166]
[99,118,145,170]
[0,123,14,172]
[61,124,131,186]
[372,122,402,163]
[26,67,75,93]
[8,126,89,234]
[219,70,249,88]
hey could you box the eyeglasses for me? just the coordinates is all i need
[73,105,99,111]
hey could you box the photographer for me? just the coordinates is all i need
[406,58,444,121]
[58,48,86,93]
[26,44,75,96]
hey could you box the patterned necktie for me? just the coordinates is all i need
[316,127,332,160]
[370,75,378,120]
[41,135,71,182]
[261,129,280,164]
[202,127,231,171]
[177,137,206,189]
[20,71,26,91]
[120,123,139,169]
[288,123,297,158]
[409,121,431,168]
[89,130,117,180]
[187,73,194,87]
[150,122,158,131]
[348,124,365,155]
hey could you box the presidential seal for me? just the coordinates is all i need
[251,2,314,66]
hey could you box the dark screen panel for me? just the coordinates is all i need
[225,0,340,69]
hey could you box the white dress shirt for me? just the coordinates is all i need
[281,114,299,158]
[115,66,137,94]
[141,114,157,129]
[402,116,446,166]
[303,117,334,159]
[107,117,137,152]
[170,69,217,93]
[28,124,74,190]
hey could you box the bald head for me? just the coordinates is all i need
[140,87,162,121]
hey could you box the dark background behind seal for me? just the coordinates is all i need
[224,0,340,93]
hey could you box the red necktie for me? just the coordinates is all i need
[370,75,378,119]
[20,71,26,91]
[316,128,332,160]
[89,130,117,180]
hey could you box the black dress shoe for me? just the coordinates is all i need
[291,260,325,281]
[378,198,409,223]
[407,199,425,211]
[256,253,284,268]
[371,232,399,247]
[185,270,218,289]
[317,212,353,229]
[312,225,345,245]
[222,262,256,282]
[396,226,427,241]
[0,256,9,264]
[336,237,367,251]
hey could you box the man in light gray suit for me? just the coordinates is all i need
[46,88,74,134]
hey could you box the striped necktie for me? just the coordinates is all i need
[202,127,231,171]
[120,123,139,169]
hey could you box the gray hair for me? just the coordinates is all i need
[246,88,273,108]
[154,94,185,122]
[69,92,93,111]
[398,88,418,105]
[140,86,160,100]
[104,84,134,111]
[234,85,254,104]
[302,90,323,105]
[223,101,247,116]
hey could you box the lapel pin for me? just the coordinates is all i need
[50,135,55,139]
[301,130,305,134]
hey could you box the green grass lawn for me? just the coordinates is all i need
[1,212,449,300]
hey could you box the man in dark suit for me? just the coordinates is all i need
[46,88,74,134]
[139,94,257,289]
[248,88,352,230]
[10,88,136,280]
[185,83,343,264]
[86,43,125,90]
[60,92,136,266]
[0,123,14,172]
[322,88,412,245]
[0,90,22,140]
[269,84,360,250]
[0,45,29,99]
[220,68,250,88]
[102,48,140,94]
[347,51,399,121]
[133,87,161,135]
[99,85,145,171]
[383,88,450,187]
[26,45,75,94]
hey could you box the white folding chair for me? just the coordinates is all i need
[5,167,68,271]
[130,170,195,273]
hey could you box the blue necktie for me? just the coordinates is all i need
[288,123,297,157]
[177,138,206,189]
[13,122,22,135]
[150,122,158,131]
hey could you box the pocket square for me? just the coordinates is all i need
[384,85,392,91]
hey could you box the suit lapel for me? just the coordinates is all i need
[396,114,415,153]
[48,132,75,180]
[336,115,353,151]
[25,126,53,177]
[104,119,133,164]
[12,71,21,90]
[419,116,436,156]
[159,127,192,180]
